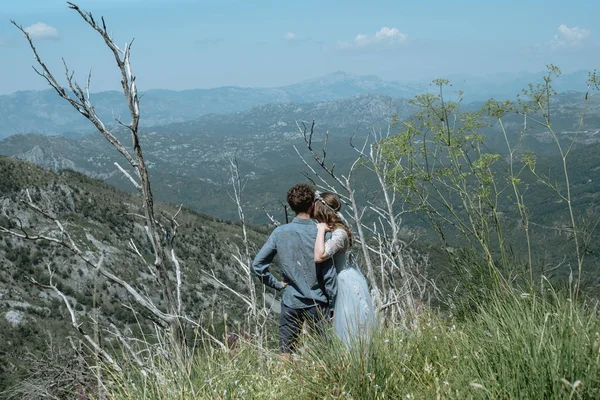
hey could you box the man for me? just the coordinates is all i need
[253,183,337,358]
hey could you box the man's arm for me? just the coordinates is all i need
[252,231,284,290]
[319,260,337,310]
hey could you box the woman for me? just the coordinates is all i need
[313,191,376,347]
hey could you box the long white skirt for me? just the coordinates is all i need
[333,267,377,348]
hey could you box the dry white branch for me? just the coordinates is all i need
[203,270,253,309]
[263,207,281,227]
[296,122,379,300]
[114,162,141,190]
[227,158,258,320]
[171,248,183,315]
[106,320,146,374]
[29,263,121,372]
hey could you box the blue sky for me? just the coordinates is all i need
[0,0,598,94]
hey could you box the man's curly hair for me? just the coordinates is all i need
[286,183,315,214]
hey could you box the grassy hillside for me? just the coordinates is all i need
[102,289,600,399]
[0,156,276,392]
[3,154,597,398]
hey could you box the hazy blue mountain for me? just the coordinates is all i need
[282,71,426,102]
[0,72,426,138]
[444,70,592,101]
[1,69,593,139]
[158,93,417,136]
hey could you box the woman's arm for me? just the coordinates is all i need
[315,224,348,263]
[314,223,332,262]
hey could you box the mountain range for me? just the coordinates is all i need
[0,69,593,139]
[2,68,600,392]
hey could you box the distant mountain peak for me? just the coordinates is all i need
[329,70,349,77]
[293,71,354,86]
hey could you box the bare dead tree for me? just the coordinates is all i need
[228,158,257,319]
[162,204,185,316]
[0,8,223,386]
[7,2,189,320]
[348,126,428,315]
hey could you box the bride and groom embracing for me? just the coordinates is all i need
[252,183,376,358]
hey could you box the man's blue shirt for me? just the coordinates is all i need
[252,217,337,309]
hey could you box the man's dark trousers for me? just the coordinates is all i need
[279,302,329,353]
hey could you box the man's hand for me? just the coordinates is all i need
[281,282,288,289]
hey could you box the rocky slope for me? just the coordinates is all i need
[0,156,274,391]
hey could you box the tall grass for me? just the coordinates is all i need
[100,286,600,399]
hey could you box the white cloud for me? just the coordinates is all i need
[284,32,296,41]
[374,27,408,43]
[353,34,369,47]
[338,26,408,49]
[551,24,590,47]
[24,22,59,40]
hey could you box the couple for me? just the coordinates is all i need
[252,183,376,357]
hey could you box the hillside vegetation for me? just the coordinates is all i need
[92,71,600,400]
[0,156,276,392]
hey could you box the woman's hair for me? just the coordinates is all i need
[313,192,353,247]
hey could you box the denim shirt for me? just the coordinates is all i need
[252,217,337,309]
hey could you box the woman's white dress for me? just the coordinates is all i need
[325,228,377,347]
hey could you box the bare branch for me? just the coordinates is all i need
[29,263,121,371]
[263,207,281,227]
[12,20,136,168]
[106,319,146,373]
[114,162,141,190]
[202,270,253,309]
[171,248,183,316]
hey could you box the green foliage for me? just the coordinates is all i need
[379,67,600,293]
[381,80,511,282]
